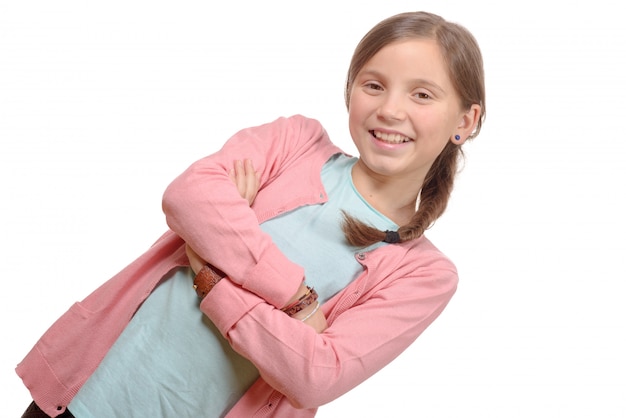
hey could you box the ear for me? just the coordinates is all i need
[451,104,481,145]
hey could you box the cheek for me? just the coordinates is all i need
[420,108,457,137]
[348,94,363,117]
[347,97,367,129]
[348,88,375,117]
[347,113,362,146]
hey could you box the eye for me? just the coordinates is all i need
[415,92,431,100]
[363,82,384,91]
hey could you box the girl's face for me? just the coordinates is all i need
[348,38,478,185]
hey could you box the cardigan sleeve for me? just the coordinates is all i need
[162,115,330,307]
[202,245,458,409]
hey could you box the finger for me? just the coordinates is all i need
[244,159,259,202]
[233,159,246,197]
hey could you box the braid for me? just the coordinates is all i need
[399,142,460,240]
[341,210,387,246]
[342,142,462,247]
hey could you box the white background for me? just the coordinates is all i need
[2,1,625,417]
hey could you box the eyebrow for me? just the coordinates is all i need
[358,69,446,95]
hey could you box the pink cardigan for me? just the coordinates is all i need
[16,115,458,417]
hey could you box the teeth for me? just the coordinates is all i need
[373,131,410,144]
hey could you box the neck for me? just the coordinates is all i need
[351,160,423,226]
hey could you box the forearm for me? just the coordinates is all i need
[191,260,327,333]
[203,270,457,409]
[165,172,303,306]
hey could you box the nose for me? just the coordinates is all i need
[377,93,406,121]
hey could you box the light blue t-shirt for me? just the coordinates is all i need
[69,154,397,417]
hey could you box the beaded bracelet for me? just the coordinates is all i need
[281,286,318,317]
[281,286,312,312]
[299,301,321,322]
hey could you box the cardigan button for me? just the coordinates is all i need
[357,252,366,260]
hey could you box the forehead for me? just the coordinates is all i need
[361,38,451,85]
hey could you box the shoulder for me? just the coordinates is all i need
[406,235,457,274]
[367,236,458,287]
[284,113,323,127]
[281,114,328,140]
[237,114,330,147]
[275,114,342,155]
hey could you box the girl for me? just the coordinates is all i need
[18,11,485,417]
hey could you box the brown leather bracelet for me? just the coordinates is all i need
[193,264,226,300]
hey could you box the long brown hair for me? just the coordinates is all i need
[342,11,486,247]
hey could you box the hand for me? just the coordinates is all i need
[229,159,260,206]
[295,303,328,333]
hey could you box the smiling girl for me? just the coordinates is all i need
[18,11,485,418]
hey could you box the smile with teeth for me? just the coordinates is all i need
[371,130,412,144]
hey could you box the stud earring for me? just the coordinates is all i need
[454,134,461,141]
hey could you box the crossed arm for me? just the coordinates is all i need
[184,158,328,333]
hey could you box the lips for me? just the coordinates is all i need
[370,130,412,144]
